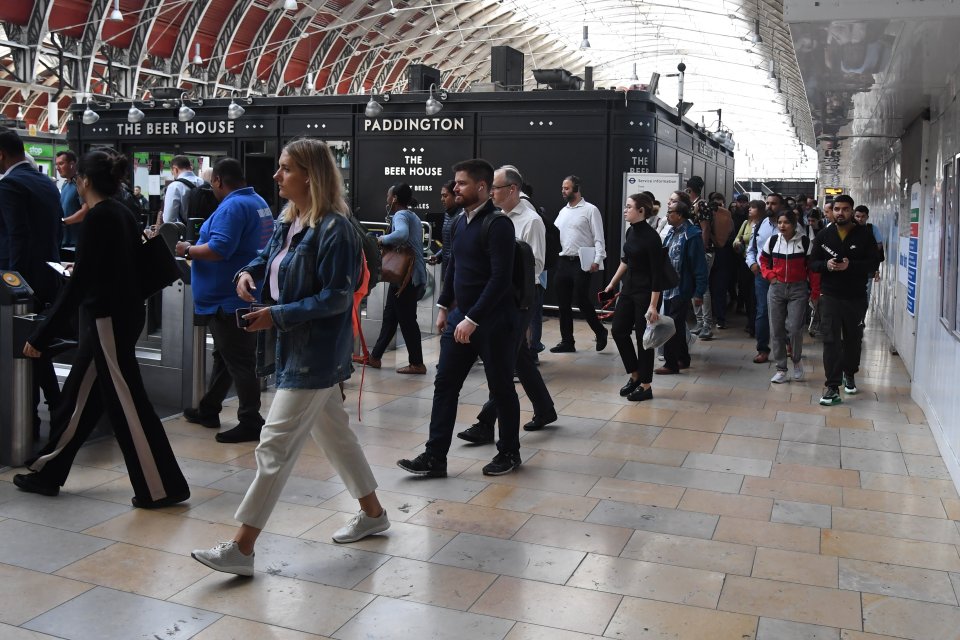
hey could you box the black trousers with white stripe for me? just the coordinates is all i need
[28,306,188,503]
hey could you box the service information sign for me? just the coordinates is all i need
[620,172,680,241]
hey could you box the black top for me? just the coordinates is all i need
[809,223,880,299]
[620,220,664,296]
[30,198,143,349]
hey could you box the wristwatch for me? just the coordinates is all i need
[184,244,191,259]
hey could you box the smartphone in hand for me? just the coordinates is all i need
[235,304,267,328]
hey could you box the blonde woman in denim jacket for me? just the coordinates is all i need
[192,139,388,576]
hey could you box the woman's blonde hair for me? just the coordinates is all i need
[280,138,349,227]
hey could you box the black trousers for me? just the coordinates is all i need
[426,306,521,459]
[819,294,868,388]
[737,260,756,331]
[710,246,734,325]
[662,296,691,371]
[611,290,655,383]
[555,257,605,345]
[197,309,263,428]
[477,308,554,425]
[28,307,189,503]
[372,282,424,366]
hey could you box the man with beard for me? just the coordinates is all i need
[398,159,523,477]
[549,175,607,353]
[809,195,880,405]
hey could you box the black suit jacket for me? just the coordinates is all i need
[0,162,64,304]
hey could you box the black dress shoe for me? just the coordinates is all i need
[132,491,190,509]
[549,342,576,353]
[627,386,654,402]
[482,451,522,476]
[457,421,495,444]
[397,452,447,477]
[523,408,558,431]
[619,377,643,397]
[596,330,608,352]
[183,408,220,429]
[216,425,262,443]
[13,472,59,497]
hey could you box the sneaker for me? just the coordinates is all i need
[191,541,254,576]
[549,342,575,353]
[457,421,495,444]
[397,452,447,477]
[332,509,390,543]
[819,387,842,406]
[692,324,704,336]
[13,472,59,497]
[216,425,262,444]
[183,408,219,429]
[686,331,698,348]
[793,361,804,381]
[698,330,714,341]
[842,373,858,395]
[770,370,789,384]
[482,451,522,476]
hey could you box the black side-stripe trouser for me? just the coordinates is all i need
[28,307,188,503]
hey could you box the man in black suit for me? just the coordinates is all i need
[0,128,65,433]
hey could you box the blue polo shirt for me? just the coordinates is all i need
[192,187,274,314]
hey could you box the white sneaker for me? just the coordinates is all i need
[191,541,254,576]
[332,509,390,543]
[793,361,804,381]
[771,370,789,384]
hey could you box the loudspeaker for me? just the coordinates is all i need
[491,46,524,90]
[407,64,441,92]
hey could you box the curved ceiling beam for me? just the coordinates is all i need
[204,2,258,94]
[267,13,314,95]
[166,0,212,91]
[326,36,360,94]
[240,8,286,94]
[79,0,111,95]
[2,0,54,84]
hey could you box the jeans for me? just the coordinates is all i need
[819,294,868,388]
[198,309,264,428]
[767,281,807,370]
[371,282,425,366]
[426,306,521,459]
[554,257,605,345]
[754,274,770,353]
[662,296,690,371]
[611,290,655,383]
[693,252,716,330]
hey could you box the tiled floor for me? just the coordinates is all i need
[1,310,957,640]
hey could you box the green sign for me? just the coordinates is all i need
[26,143,53,159]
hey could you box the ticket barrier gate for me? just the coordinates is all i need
[0,272,76,466]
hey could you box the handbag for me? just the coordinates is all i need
[380,242,416,295]
[138,231,183,298]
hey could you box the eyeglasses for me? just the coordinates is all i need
[491,183,515,191]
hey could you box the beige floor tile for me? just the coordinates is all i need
[59,465,128,494]
[0,623,63,639]
[71,440,129,469]
[859,471,959,499]
[192,616,331,639]
[752,547,838,588]
[503,622,605,640]
[591,422,663,447]
[713,434,780,461]
[79,476,223,513]
[82,509,239,555]
[943,497,960,520]
[407,500,530,538]
[524,450,625,477]
[820,529,960,572]
[518,432,601,457]
[559,399,623,420]
[567,552,725,607]
[301,515,457,561]
[665,410,730,433]
[831,506,960,544]
[839,557,957,605]
[605,597,758,640]
[651,428,719,453]
[678,488,774,521]
[469,484,599,520]
[740,476,843,506]
[470,576,621,635]
[713,516,820,554]
[319,489,433,522]
[897,434,941,456]
[826,416,874,430]
[590,441,688,466]
[585,475,685,507]
[841,631,911,640]
[459,465,600,497]
[354,556,496,610]
[842,487,947,519]
[0,563,92,625]
[711,404,778,420]
[718,575,861,629]
[170,572,375,636]
[610,405,676,426]
[183,492,337,538]
[54,542,211,599]
[621,530,756,576]
[229,451,339,481]
[770,463,861,487]
[682,452,772,477]
[862,593,960,640]
[166,433,256,464]
[512,515,632,555]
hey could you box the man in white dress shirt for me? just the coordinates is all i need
[549,175,607,353]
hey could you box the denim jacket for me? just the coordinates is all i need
[241,212,360,389]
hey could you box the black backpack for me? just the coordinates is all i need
[454,212,536,310]
[176,178,219,221]
[347,215,382,291]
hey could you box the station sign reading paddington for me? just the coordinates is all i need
[355,115,473,223]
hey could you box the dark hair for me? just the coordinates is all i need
[212,157,245,189]
[777,210,798,228]
[685,175,704,195]
[0,129,25,158]
[452,159,494,190]
[673,200,691,219]
[56,150,77,163]
[78,149,129,197]
[653,199,661,206]
[854,205,869,215]
[564,175,581,192]
[171,154,192,170]
[748,199,766,213]
[735,193,749,203]
[834,194,855,207]
[765,192,783,204]
[641,190,655,200]
[442,180,456,193]
[671,190,692,208]
[389,182,417,208]
[628,193,655,220]
[708,191,724,204]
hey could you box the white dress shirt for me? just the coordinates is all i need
[555,197,605,266]
[505,198,546,283]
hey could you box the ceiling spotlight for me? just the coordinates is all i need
[388,0,398,15]
[580,25,590,50]
[127,105,145,123]
[284,0,297,10]
[82,103,100,125]
[108,0,123,21]
[192,43,202,65]
[227,95,248,119]
[630,63,639,82]
[178,103,196,122]
[751,18,763,44]
[365,88,387,118]
[425,83,446,116]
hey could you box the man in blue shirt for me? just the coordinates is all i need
[55,150,83,247]
[175,158,274,443]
